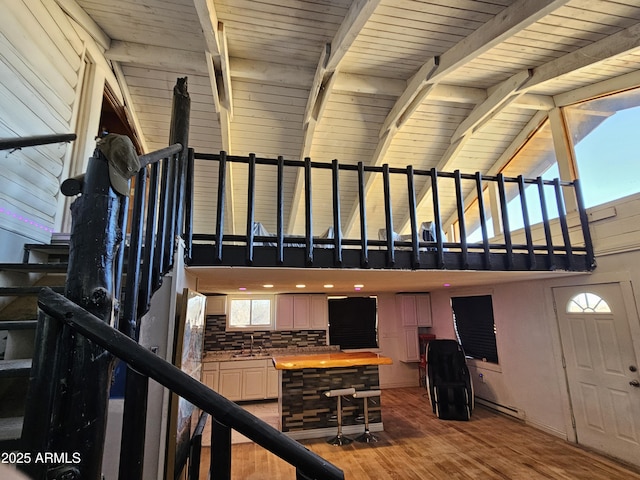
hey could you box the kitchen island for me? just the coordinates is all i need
[272,351,392,439]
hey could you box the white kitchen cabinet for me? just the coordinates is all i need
[309,294,328,330]
[398,294,432,327]
[206,295,227,315]
[242,367,267,400]
[275,295,294,330]
[267,365,279,399]
[218,369,243,400]
[401,328,420,362]
[202,362,219,392]
[276,294,321,330]
[217,359,277,401]
[293,295,311,329]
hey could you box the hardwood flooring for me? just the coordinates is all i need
[198,387,640,479]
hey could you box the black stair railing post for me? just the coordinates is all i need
[537,176,555,270]
[382,164,394,266]
[475,172,491,269]
[210,419,232,480]
[184,148,195,262]
[140,161,160,315]
[118,165,149,480]
[246,153,256,264]
[215,151,227,263]
[497,174,514,269]
[277,156,285,264]
[22,149,123,479]
[358,161,369,267]
[517,175,536,269]
[406,165,420,268]
[454,170,469,269]
[304,157,314,265]
[573,178,595,270]
[331,159,343,265]
[554,178,574,269]
[169,77,191,246]
[430,168,445,269]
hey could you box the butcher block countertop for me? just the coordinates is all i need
[272,351,393,370]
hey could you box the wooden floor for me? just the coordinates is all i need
[199,387,640,479]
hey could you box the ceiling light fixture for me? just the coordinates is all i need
[324,284,334,288]
[239,287,247,291]
[296,284,306,288]
[354,284,364,288]
[263,284,274,288]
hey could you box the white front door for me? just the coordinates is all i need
[553,283,640,465]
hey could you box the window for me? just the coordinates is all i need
[564,88,640,208]
[227,296,274,330]
[328,296,378,349]
[566,292,611,313]
[451,295,498,364]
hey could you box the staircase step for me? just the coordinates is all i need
[0,263,68,273]
[0,359,32,378]
[0,321,38,330]
[0,286,64,296]
[0,416,23,443]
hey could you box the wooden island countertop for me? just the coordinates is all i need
[272,351,392,370]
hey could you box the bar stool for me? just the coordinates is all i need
[324,387,356,446]
[352,390,381,443]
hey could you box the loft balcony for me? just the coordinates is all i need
[185,152,595,273]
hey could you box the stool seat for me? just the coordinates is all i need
[353,389,380,399]
[324,387,356,398]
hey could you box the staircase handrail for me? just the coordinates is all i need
[0,133,76,151]
[37,287,345,480]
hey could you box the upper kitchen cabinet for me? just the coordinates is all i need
[206,295,227,315]
[398,294,432,327]
[275,294,327,330]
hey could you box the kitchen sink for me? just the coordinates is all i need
[231,352,271,359]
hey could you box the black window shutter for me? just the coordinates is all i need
[451,295,498,364]
[328,297,378,349]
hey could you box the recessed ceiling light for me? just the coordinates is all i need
[296,284,306,288]
[443,283,451,287]
[324,284,334,288]
[354,287,361,291]
[354,284,364,288]
[263,284,274,288]
[239,287,247,291]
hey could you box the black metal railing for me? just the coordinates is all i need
[188,152,595,272]
[36,287,344,480]
[0,133,77,151]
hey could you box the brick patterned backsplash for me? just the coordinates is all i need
[204,315,327,352]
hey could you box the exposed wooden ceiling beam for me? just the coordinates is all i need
[380,0,570,138]
[528,22,640,90]
[440,111,549,230]
[290,0,381,234]
[304,0,382,126]
[55,0,110,50]
[106,41,208,74]
[193,0,221,58]
[451,69,532,143]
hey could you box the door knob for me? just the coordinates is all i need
[631,380,640,387]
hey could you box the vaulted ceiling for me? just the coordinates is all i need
[73,0,640,245]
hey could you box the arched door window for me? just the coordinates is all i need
[566,292,611,313]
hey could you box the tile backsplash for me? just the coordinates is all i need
[204,315,327,352]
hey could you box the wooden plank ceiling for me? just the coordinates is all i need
[78,0,640,239]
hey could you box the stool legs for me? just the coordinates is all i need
[327,395,352,446]
[355,396,378,443]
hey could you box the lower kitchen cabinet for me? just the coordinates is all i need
[267,364,279,398]
[216,359,278,401]
[202,362,219,392]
